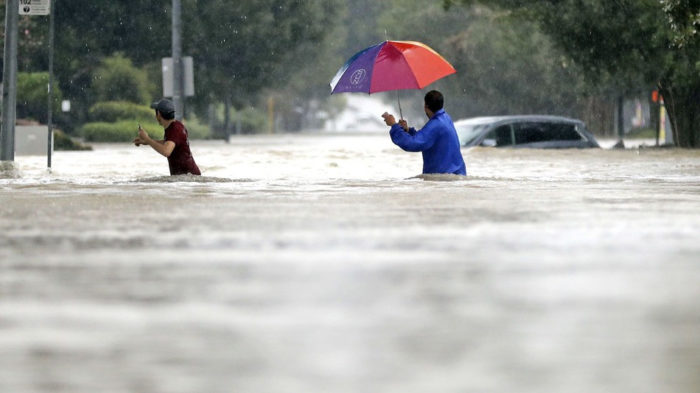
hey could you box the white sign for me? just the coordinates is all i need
[16,125,50,156]
[162,57,195,97]
[19,0,51,16]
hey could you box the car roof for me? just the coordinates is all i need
[454,115,584,126]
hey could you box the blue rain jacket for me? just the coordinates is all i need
[390,109,467,175]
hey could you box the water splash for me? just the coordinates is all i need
[0,161,21,179]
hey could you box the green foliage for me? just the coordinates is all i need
[2,1,344,136]
[377,1,586,118]
[183,0,344,106]
[53,130,92,151]
[182,117,212,140]
[235,107,268,134]
[209,104,272,137]
[81,121,163,143]
[661,0,700,49]
[447,0,700,146]
[89,101,154,123]
[81,118,209,142]
[17,72,63,123]
[626,127,658,139]
[92,54,153,104]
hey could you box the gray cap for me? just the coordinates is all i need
[150,99,175,115]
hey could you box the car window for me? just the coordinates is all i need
[455,123,489,146]
[482,125,514,147]
[513,122,582,144]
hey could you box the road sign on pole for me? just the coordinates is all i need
[162,57,195,97]
[19,0,51,15]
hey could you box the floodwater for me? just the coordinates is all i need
[1,133,699,393]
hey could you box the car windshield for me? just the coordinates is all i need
[455,123,489,146]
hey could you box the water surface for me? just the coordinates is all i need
[1,133,699,393]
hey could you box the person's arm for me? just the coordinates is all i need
[138,127,175,157]
[389,121,438,152]
[397,119,417,136]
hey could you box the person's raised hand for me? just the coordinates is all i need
[382,112,396,127]
[398,119,408,131]
[138,126,149,141]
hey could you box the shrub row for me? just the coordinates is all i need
[82,100,211,142]
[88,101,154,123]
[81,119,210,142]
[82,121,163,142]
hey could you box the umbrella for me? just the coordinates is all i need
[330,40,456,118]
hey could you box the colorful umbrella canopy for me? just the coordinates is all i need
[330,40,456,95]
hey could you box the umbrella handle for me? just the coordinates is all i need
[397,90,403,120]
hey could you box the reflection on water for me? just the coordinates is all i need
[1,133,699,393]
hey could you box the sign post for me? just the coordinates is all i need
[1,0,19,162]
[46,0,55,168]
[17,0,54,168]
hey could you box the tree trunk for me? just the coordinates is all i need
[223,95,231,141]
[659,82,700,148]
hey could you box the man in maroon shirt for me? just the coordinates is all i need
[133,99,201,175]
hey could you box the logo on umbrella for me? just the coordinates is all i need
[350,69,367,85]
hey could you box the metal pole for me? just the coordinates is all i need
[172,0,184,120]
[47,0,56,168]
[1,0,19,161]
[617,95,624,141]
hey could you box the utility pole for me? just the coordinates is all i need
[615,95,625,148]
[47,0,56,168]
[1,0,19,161]
[172,0,184,120]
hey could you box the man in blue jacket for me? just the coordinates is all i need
[382,90,466,176]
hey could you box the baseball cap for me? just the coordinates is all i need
[150,99,175,115]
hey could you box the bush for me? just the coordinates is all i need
[17,72,63,123]
[92,53,153,104]
[54,130,92,151]
[236,107,268,134]
[81,111,210,142]
[81,121,163,142]
[182,116,211,140]
[89,101,154,123]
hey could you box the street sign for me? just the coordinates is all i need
[19,0,51,15]
[162,57,195,97]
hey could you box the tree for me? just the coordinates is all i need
[376,1,588,120]
[662,0,700,48]
[17,72,62,123]
[3,1,343,135]
[92,54,153,104]
[445,0,700,147]
[182,0,343,121]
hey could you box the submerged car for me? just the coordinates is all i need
[454,115,600,148]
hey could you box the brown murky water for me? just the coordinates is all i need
[1,133,699,393]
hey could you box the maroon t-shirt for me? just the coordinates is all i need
[164,120,201,175]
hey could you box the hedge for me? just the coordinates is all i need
[81,119,210,142]
[54,130,92,151]
[82,121,163,142]
[88,101,154,123]
[183,118,211,140]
